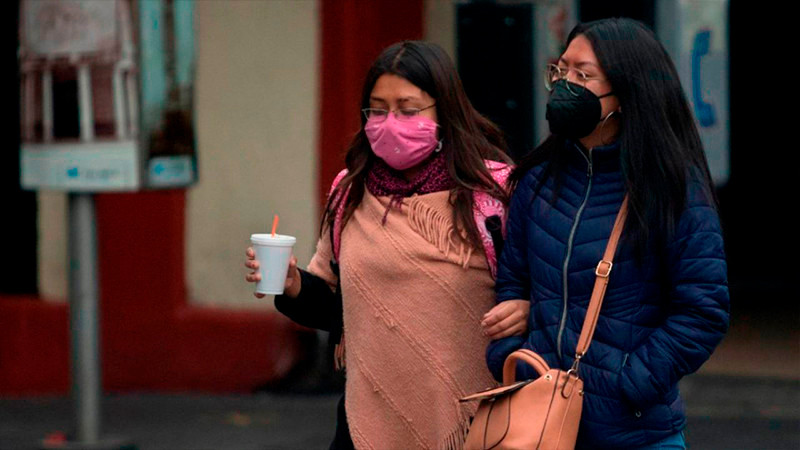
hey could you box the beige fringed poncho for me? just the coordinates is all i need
[307,189,497,450]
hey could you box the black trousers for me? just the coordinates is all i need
[329,394,355,449]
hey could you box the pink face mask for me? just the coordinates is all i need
[364,113,442,171]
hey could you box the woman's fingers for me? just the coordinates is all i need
[488,322,527,339]
[481,305,503,327]
[485,319,527,339]
[285,255,298,282]
[481,301,516,327]
[244,246,261,282]
[483,313,523,339]
[245,247,266,298]
[482,300,529,338]
[244,247,259,270]
[284,256,302,298]
[245,271,261,282]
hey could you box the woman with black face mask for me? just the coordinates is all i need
[488,18,729,449]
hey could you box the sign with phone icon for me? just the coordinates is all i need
[657,0,729,186]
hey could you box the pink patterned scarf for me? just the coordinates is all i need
[366,151,455,224]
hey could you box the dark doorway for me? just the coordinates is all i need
[721,3,793,327]
[1,0,37,295]
[457,2,535,161]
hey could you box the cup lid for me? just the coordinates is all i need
[250,233,296,245]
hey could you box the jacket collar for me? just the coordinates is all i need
[565,139,621,173]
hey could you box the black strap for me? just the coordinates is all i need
[485,215,504,262]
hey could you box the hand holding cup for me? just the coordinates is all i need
[246,232,298,296]
[245,248,300,298]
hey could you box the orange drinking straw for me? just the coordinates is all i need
[271,215,279,237]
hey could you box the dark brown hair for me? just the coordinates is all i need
[323,41,511,250]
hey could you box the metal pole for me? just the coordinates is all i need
[68,193,100,444]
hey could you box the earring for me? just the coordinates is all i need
[599,110,620,145]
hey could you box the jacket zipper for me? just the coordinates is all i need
[556,146,594,364]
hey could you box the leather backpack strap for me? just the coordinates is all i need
[573,195,629,364]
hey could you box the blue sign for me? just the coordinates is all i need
[691,29,717,128]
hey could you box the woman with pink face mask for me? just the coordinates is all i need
[245,41,527,449]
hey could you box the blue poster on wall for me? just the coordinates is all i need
[139,0,197,188]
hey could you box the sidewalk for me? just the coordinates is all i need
[0,392,340,450]
[1,373,798,450]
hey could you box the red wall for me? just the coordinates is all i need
[318,0,424,206]
[0,191,305,395]
[0,297,71,393]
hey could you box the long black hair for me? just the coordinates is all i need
[323,41,511,249]
[511,18,716,254]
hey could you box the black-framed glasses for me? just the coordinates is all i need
[544,64,606,95]
[361,104,436,123]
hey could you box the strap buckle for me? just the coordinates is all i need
[595,260,613,278]
[566,353,583,378]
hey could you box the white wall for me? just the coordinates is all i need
[188,0,319,309]
[38,192,67,302]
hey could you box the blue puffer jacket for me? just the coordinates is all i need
[488,140,729,449]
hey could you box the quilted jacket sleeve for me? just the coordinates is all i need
[619,182,730,410]
[486,175,533,381]
[495,175,532,302]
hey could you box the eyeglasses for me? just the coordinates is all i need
[361,104,436,123]
[545,64,607,95]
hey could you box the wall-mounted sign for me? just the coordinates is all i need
[19,0,198,192]
[657,0,729,186]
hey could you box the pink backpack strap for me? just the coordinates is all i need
[473,160,512,278]
[329,169,349,262]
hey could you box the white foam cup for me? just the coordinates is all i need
[250,233,297,295]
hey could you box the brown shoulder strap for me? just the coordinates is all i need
[574,195,629,360]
